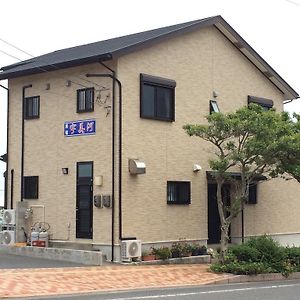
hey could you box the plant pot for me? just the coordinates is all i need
[142,254,156,261]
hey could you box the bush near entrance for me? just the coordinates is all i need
[211,235,300,277]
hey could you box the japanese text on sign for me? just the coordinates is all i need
[64,119,96,137]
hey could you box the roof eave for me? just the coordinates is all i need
[0,16,298,100]
[0,53,112,80]
[214,18,299,100]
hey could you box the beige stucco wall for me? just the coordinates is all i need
[7,62,116,244]
[117,25,300,243]
[6,24,300,249]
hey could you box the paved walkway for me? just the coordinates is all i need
[0,264,234,298]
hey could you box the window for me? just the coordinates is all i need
[77,88,94,113]
[247,183,257,204]
[23,176,39,199]
[167,181,191,204]
[25,96,40,119]
[210,100,220,114]
[140,73,176,121]
[248,96,273,110]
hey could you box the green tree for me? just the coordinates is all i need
[184,104,300,260]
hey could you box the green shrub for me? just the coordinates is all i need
[171,242,184,258]
[246,235,285,265]
[284,247,300,271]
[211,236,300,277]
[211,261,271,275]
[230,244,260,262]
[191,244,207,256]
[153,247,171,260]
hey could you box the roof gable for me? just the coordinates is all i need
[0,16,297,99]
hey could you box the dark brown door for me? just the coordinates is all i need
[76,162,93,239]
[208,183,231,244]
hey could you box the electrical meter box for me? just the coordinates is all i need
[93,195,102,208]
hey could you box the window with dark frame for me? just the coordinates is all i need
[209,100,220,114]
[248,95,273,110]
[77,87,94,113]
[247,183,257,204]
[23,176,39,199]
[25,96,40,119]
[167,181,191,204]
[140,73,176,121]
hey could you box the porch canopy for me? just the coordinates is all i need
[206,171,267,182]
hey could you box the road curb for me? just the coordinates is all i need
[209,272,300,285]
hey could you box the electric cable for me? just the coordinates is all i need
[0,47,110,102]
[0,37,107,89]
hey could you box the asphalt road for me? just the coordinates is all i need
[0,251,85,268]
[32,280,300,300]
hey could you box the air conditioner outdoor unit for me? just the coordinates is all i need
[2,230,15,246]
[3,209,16,225]
[121,240,142,260]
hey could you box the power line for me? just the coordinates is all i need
[0,49,23,62]
[0,47,87,89]
[0,48,109,102]
[0,37,32,57]
[0,46,97,89]
[0,37,107,89]
[285,0,300,7]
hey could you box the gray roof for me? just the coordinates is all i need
[0,16,298,99]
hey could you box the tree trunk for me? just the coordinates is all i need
[220,224,230,262]
[216,178,231,262]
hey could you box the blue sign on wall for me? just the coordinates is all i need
[64,119,96,137]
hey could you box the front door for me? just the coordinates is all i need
[208,183,231,244]
[76,162,93,239]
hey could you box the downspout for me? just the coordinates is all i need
[99,62,116,263]
[21,84,32,202]
[10,169,14,209]
[86,70,123,262]
[0,84,9,209]
[241,202,244,244]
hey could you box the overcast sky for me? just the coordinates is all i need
[0,0,299,206]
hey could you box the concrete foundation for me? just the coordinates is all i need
[0,245,103,265]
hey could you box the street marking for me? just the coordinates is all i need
[107,283,300,299]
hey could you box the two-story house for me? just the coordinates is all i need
[0,16,299,261]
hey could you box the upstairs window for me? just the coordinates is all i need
[247,183,257,204]
[209,100,220,114]
[167,181,191,205]
[140,73,176,121]
[23,176,39,199]
[25,96,40,119]
[248,96,273,110]
[77,87,94,113]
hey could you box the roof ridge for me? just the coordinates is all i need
[2,16,218,72]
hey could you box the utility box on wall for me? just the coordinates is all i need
[102,195,112,208]
[94,195,102,208]
[128,159,146,175]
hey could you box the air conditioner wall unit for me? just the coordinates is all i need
[121,240,142,260]
[2,230,15,246]
[3,209,16,225]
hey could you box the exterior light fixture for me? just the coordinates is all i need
[62,168,69,175]
[193,164,202,172]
